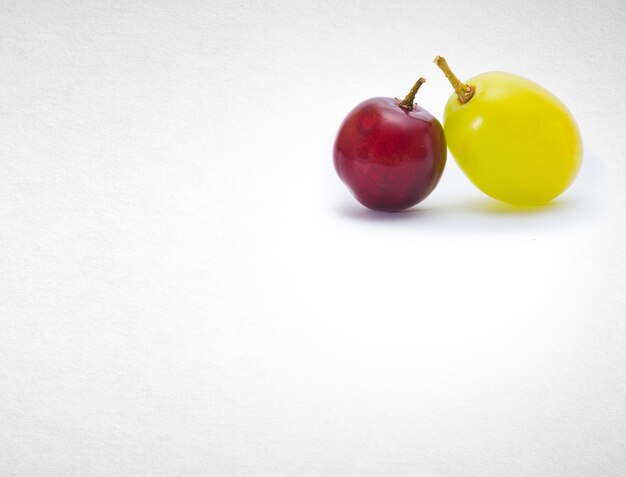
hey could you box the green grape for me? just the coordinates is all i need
[435,56,582,206]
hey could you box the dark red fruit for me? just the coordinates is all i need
[333,78,447,212]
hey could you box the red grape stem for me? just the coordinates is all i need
[399,77,426,111]
[434,56,475,104]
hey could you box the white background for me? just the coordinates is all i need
[1,1,625,475]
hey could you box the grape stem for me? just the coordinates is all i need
[434,56,475,104]
[399,77,426,111]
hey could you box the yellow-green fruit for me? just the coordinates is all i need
[438,61,582,206]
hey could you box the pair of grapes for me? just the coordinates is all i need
[333,56,583,211]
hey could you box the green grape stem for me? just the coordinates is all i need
[434,56,475,104]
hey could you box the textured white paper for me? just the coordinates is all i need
[1,1,625,475]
